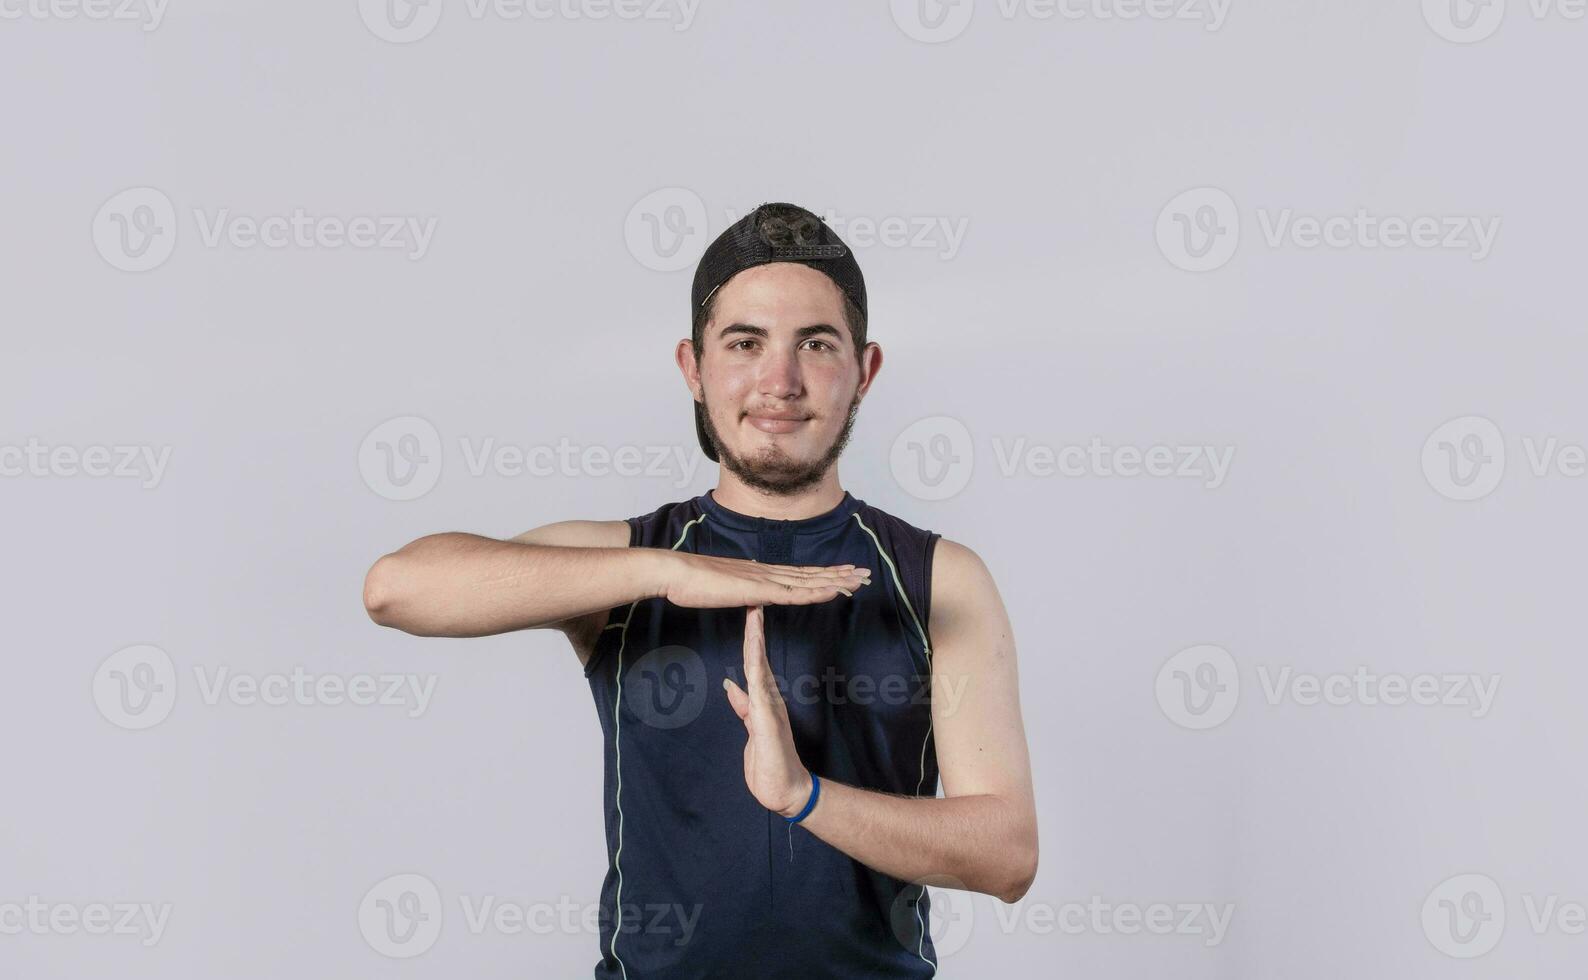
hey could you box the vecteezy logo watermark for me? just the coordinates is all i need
[359,0,702,44]
[891,416,975,501]
[93,186,437,272]
[1422,415,1505,500]
[360,873,443,958]
[625,187,710,272]
[0,0,168,30]
[1422,873,1506,957]
[0,898,173,946]
[890,416,1235,501]
[889,0,976,42]
[1423,0,1587,43]
[1156,646,1501,730]
[890,876,976,960]
[359,0,444,42]
[93,645,439,730]
[1156,187,1501,271]
[1421,415,1587,501]
[1155,644,1240,730]
[360,416,444,502]
[0,438,172,489]
[625,645,709,730]
[1155,187,1240,272]
[93,645,178,730]
[93,187,177,272]
[890,0,1230,43]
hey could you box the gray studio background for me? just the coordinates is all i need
[3,1,1585,977]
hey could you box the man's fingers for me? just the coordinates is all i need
[748,583,850,606]
[742,605,765,684]
[757,561,871,580]
[778,564,867,577]
[756,568,868,595]
[721,677,750,722]
[742,606,780,717]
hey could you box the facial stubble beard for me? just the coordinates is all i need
[698,384,862,496]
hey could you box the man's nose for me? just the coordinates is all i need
[757,347,803,398]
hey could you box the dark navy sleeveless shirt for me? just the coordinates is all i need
[583,488,943,978]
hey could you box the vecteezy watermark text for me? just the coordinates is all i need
[93,187,437,272]
[1156,645,1501,730]
[1156,187,1500,272]
[359,416,708,501]
[93,644,439,730]
[622,189,970,271]
[889,416,1235,501]
[1,439,171,489]
[358,873,702,958]
[0,897,172,946]
[0,0,168,29]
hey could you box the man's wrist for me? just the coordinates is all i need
[779,770,816,819]
[640,548,676,601]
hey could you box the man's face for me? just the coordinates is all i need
[687,263,875,494]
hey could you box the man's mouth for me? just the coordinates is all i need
[745,413,811,434]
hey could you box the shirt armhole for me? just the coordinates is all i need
[581,517,639,679]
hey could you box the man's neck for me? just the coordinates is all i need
[710,472,847,522]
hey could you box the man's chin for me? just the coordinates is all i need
[718,444,830,493]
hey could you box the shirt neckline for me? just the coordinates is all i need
[698,488,863,534]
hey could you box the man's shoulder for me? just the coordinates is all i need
[925,536,1005,642]
[930,537,991,588]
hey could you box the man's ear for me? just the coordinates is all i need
[855,342,883,401]
[675,339,703,401]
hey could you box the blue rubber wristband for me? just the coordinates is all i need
[784,773,820,824]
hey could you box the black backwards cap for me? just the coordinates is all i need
[689,202,867,463]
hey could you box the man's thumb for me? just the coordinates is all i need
[722,677,750,720]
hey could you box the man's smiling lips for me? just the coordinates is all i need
[745,412,811,434]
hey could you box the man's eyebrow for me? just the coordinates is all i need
[717,323,845,342]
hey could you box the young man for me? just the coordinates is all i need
[362,202,1037,978]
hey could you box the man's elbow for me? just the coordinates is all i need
[995,813,1039,904]
[995,844,1037,904]
[362,553,405,628]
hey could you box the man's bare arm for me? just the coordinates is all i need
[746,538,1039,903]
[362,521,650,638]
[362,521,872,640]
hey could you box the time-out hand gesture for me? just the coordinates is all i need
[721,605,814,818]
